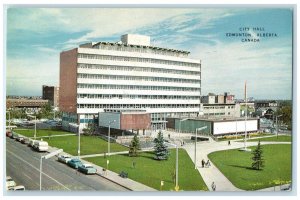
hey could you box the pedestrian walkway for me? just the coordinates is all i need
[46,146,156,191]
[183,140,291,192]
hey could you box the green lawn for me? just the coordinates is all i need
[85,149,208,191]
[247,135,291,142]
[208,144,291,190]
[14,129,73,138]
[42,135,128,155]
[218,133,273,141]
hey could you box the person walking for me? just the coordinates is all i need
[206,159,211,167]
[228,140,231,145]
[201,159,205,168]
[211,182,216,191]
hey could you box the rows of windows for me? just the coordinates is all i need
[77,104,200,109]
[78,54,200,68]
[77,94,200,100]
[203,105,235,109]
[95,43,189,58]
[78,73,200,84]
[78,64,200,75]
[77,84,200,92]
[204,113,226,116]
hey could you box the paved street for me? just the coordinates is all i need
[6,137,129,191]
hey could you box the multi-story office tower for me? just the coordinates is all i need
[59,34,201,132]
[42,85,59,107]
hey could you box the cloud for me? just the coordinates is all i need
[192,38,292,99]
[6,54,59,96]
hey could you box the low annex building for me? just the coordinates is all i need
[167,117,260,137]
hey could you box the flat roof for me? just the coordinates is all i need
[92,41,190,55]
[170,117,259,123]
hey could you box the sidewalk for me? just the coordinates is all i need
[47,146,156,191]
[183,140,291,192]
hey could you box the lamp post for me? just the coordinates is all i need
[108,120,116,156]
[28,115,37,139]
[195,126,207,169]
[40,149,63,190]
[78,114,81,158]
[178,118,188,139]
[6,111,11,128]
[276,115,282,138]
[166,142,179,191]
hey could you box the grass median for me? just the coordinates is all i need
[14,129,74,138]
[208,144,291,190]
[43,135,128,155]
[247,135,291,142]
[85,149,208,191]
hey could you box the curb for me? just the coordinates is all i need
[95,172,133,191]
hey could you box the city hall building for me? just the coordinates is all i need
[59,34,201,132]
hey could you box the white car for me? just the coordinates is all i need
[8,185,26,191]
[12,185,26,191]
[6,176,16,190]
[58,154,72,164]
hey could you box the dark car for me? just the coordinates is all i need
[67,159,83,169]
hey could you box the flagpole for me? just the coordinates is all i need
[244,81,247,149]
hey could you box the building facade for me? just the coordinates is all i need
[42,85,59,107]
[167,117,260,136]
[201,92,240,118]
[60,34,201,132]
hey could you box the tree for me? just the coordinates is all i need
[37,103,53,119]
[83,122,96,135]
[153,131,169,160]
[129,134,141,157]
[251,140,265,170]
[275,102,292,130]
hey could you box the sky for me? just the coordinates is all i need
[5,6,293,100]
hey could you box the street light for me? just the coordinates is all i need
[108,120,116,156]
[40,149,63,190]
[6,111,11,129]
[178,118,188,138]
[77,114,81,158]
[166,142,179,191]
[195,126,207,169]
[28,115,37,139]
[276,115,282,138]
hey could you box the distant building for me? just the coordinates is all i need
[6,98,49,109]
[254,100,278,109]
[201,92,239,118]
[42,85,59,107]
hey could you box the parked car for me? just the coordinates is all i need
[9,185,25,191]
[6,176,16,190]
[10,132,18,139]
[78,163,97,175]
[16,135,25,142]
[6,130,12,137]
[21,137,30,145]
[32,140,48,152]
[28,139,36,147]
[67,158,83,169]
[58,154,72,164]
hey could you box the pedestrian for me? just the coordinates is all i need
[201,159,205,168]
[206,159,211,167]
[132,161,136,169]
[211,182,216,191]
[228,140,231,145]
